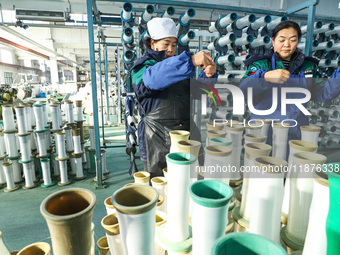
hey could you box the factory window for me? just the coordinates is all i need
[4,72,13,85]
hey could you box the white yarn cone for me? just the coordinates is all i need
[33,104,45,131]
[70,156,77,176]
[65,101,74,123]
[0,157,7,184]
[65,128,74,152]
[40,158,54,187]
[82,144,87,164]
[41,103,48,129]
[52,153,60,176]
[249,156,287,244]
[300,125,321,146]
[133,171,150,185]
[2,105,16,131]
[10,157,23,183]
[104,197,116,215]
[89,126,95,150]
[4,132,19,158]
[56,132,67,159]
[50,104,60,131]
[44,129,52,151]
[101,149,109,174]
[0,132,7,157]
[225,124,244,180]
[272,122,289,160]
[151,177,168,213]
[302,171,329,255]
[22,160,36,189]
[112,185,158,255]
[35,131,47,157]
[74,156,85,180]
[165,153,196,242]
[75,100,84,121]
[101,214,124,255]
[24,104,32,131]
[15,106,28,135]
[17,134,32,162]
[72,129,82,154]
[57,159,70,185]
[2,161,19,192]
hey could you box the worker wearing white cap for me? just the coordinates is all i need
[130,17,217,176]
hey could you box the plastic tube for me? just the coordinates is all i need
[4,132,19,158]
[314,23,335,34]
[250,15,272,30]
[36,131,47,157]
[33,104,45,131]
[218,13,238,28]
[121,2,133,22]
[58,159,69,185]
[123,50,135,64]
[300,21,323,34]
[217,33,237,47]
[162,6,175,18]
[121,27,134,44]
[250,35,271,48]
[179,8,195,26]
[266,16,288,30]
[179,30,196,46]
[216,54,235,66]
[2,105,15,131]
[2,162,17,191]
[141,4,154,23]
[41,158,53,187]
[50,104,60,130]
[234,34,254,47]
[15,106,27,135]
[235,14,256,30]
[56,132,67,159]
[18,134,31,162]
[64,128,74,152]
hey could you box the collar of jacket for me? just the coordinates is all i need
[129,49,167,72]
[244,49,305,73]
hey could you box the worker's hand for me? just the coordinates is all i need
[192,51,214,69]
[204,63,217,77]
[264,69,290,84]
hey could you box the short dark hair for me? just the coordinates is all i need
[272,20,301,40]
[143,37,161,50]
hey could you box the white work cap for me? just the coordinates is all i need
[147,18,177,40]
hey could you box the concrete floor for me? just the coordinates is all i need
[0,125,143,254]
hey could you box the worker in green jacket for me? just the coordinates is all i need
[240,20,340,146]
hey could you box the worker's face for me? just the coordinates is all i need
[151,37,177,58]
[272,27,299,61]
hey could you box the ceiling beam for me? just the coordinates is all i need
[0,24,79,66]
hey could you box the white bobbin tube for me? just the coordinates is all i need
[41,103,48,128]
[33,104,45,131]
[17,134,32,162]
[72,129,82,154]
[4,132,19,158]
[70,156,76,175]
[89,126,95,150]
[36,131,47,157]
[45,129,52,150]
[40,158,53,186]
[0,133,6,157]
[65,101,74,123]
[50,104,60,130]
[52,154,60,176]
[75,100,84,121]
[0,157,6,184]
[101,150,108,174]
[15,106,27,135]
[58,159,69,184]
[2,105,15,131]
[64,128,74,152]
[75,156,85,179]
[10,158,22,183]
[2,162,16,190]
[30,132,37,151]
[24,104,32,131]
[22,161,35,188]
[56,132,67,159]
